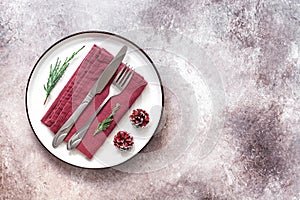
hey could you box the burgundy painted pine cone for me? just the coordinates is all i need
[129,109,150,128]
[113,131,134,150]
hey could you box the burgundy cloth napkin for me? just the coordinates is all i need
[41,44,147,159]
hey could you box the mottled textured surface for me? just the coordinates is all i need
[1,0,300,199]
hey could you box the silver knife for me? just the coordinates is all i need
[52,45,128,148]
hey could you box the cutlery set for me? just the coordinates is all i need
[52,45,132,150]
[27,31,161,166]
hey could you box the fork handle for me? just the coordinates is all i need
[67,95,112,150]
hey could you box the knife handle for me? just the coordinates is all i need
[52,93,94,148]
[52,117,75,147]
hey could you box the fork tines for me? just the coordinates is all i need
[114,66,134,88]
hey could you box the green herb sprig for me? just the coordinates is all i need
[94,103,120,135]
[43,45,85,104]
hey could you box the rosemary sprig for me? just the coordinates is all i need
[43,45,85,104]
[94,103,120,135]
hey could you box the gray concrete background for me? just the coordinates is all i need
[0,0,299,199]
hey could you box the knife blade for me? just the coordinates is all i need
[52,45,128,148]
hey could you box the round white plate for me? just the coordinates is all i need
[26,31,164,169]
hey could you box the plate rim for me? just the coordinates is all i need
[25,30,164,169]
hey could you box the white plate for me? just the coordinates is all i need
[25,31,164,169]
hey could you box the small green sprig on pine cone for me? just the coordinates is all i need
[43,45,85,104]
[94,103,120,135]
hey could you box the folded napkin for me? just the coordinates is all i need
[41,44,147,159]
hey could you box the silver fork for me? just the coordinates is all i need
[67,67,134,150]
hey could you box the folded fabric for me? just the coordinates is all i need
[41,44,147,159]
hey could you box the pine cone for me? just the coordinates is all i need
[129,109,150,128]
[113,131,134,150]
